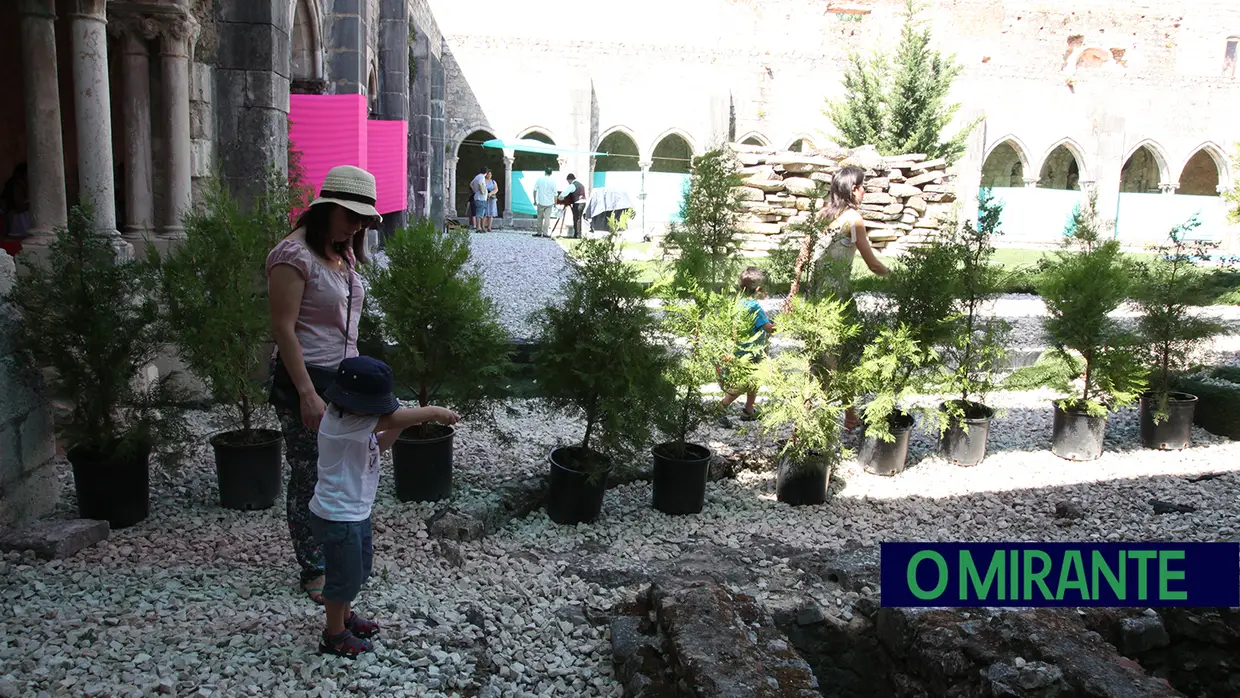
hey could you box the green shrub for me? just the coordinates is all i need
[1035,195,1147,416]
[534,231,673,479]
[661,148,746,295]
[10,204,189,465]
[362,219,511,436]
[151,171,289,442]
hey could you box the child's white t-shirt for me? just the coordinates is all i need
[309,410,382,522]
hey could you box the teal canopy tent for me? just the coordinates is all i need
[481,138,609,157]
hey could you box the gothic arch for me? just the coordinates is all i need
[737,132,769,147]
[649,128,698,160]
[1035,138,1091,189]
[517,126,561,145]
[1175,142,1231,194]
[450,122,495,159]
[595,127,642,172]
[786,135,816,152]
[980,136,1032,188]
[1121,140,1171,193]
[290,0,324,81]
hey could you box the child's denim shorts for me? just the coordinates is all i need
[309,513,373,603]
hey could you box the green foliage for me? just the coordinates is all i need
[758,297,858,471]
[928,190,1012,432]
[825,0,976,163]
[9,205,190,466]
[1131,215,1236,422]
[362,219,511,435]
[1003,350,1085,394]
[661,148,746,295]
[534,231,672,478]
[846,324,935,441]
[151,169,290,439]
[655,289,753,454]
[287,133,315,218]
[1226,145,1240,226]
[1036,195,1147,415]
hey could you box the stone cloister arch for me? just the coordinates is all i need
[980,137,1030,188]
[513,128,558,174]
[290,0,324,88]
[1120,141,1171,194]
[738,132,769,147]
[1037,140,1089,191]
[650,130,695,174]
[595,128,642,173]
[1176,143,1230,196]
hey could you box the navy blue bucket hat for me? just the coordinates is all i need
[324,356,400,416]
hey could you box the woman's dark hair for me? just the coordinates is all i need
[291,202,370,266]
[823,166,866,223]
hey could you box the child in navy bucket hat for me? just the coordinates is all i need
[309,356,459,658]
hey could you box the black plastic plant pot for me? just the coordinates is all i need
[67,440,152,530]
[1139,391,1198,451]
[211,429,283,511]
[651,442,712,515]
[392,424,455,503]
[547,446,611,526]
[938,401,996,467]
[1050,402,1108,461]
[860,410,915,476]
[775,454,829,506]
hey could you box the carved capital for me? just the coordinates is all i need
[17,0,57,21]
[1023,177,1040,188]
[447,157,459,168]
[158,16,197,56]
[65,0,107,21]
[557,157,569,169]
[502,156,515,168]
[1159,182,1178,195]
[638,159,653,171]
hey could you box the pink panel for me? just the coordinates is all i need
[366,120,409,215]
[288,94,369,200]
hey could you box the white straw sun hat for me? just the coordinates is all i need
[311,165,383,222]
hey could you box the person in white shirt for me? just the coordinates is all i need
[469,167,489,232]
[309,356,460,657]
[532,167,559,238]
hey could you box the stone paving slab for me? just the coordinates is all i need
[0,518,109,560]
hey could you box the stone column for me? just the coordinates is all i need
[639,160,653,237]
[16,0,68,251]
[115,20,157,250]
[159,16,195,244]
[446,157,458,220]
[67,0,119,240]
[503,155,514,224]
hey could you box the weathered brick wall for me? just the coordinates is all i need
[430,0,1240,232]
[731,144,954,254]
[0,251,58,534]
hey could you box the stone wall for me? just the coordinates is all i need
[730,144,956,255]
[0,250,58,534]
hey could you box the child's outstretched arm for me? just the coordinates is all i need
[375,406,460,451]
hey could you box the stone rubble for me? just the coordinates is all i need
[729,143,955,255]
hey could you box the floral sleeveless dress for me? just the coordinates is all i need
[808,215,858,303]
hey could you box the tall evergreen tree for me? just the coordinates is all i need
[825,0,975,163]
[661,148,745,296]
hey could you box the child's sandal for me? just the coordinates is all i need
[318,629,373,658]
[345,612,380,639]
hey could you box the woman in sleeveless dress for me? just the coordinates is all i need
[266,165,380,604]
[807,165,889,429]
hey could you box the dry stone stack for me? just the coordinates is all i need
[728,143,957,255]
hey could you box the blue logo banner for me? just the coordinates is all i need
[880,542,1240,607]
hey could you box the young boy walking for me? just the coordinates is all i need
[310,356,460,658]
[717,266,776,427]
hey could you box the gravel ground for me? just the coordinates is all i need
[2,382,1239,697]
[3,239,1237,697]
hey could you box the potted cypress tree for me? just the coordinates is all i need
[853,227,958,475]
[650,288,748,515]
[758,296,858,504]
[1132,215,1234,450]
[535,230,672,525]
[9,204,189,529]
[930,190,1011,466]
[362,218,511,502]
[1036,196,1147,461]
[151,173,289,510]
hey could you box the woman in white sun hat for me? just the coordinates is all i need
[265,165,382,605]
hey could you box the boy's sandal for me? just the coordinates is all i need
[739,407,760,421]
[319,629,373,658]
[346,612,380,639]
[302,577,326,606]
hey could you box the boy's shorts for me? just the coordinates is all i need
[309,513,373,604]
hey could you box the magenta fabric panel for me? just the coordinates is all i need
[288,94,369,198]
[366,120,409,215]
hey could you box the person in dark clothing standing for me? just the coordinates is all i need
[560,174,587,239]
